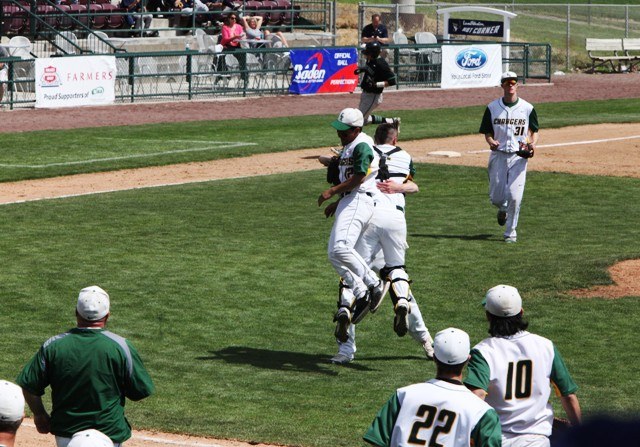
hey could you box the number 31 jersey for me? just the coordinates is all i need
[364,379,501,447]
[464,331,578,437]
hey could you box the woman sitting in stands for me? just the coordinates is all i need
[220,13,245,50]
[220,13,248,85]
[242,15,289,48]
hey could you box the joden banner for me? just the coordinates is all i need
[289,48,359,95]
[35,55,116,108]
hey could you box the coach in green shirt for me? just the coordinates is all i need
[16,286,154,446]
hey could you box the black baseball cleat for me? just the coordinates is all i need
[351,293,370,324]
[497,210,507,226]
[333,308,351,343]
[393,299,409,337]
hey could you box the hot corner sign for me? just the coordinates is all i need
[448,19,504,37]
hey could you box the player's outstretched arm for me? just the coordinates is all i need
[318,174,365,206]
[378,179,418,195]
[560,393,582,426]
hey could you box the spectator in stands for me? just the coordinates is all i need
[220,13,245,49]
[120,0,157,36]
[0,380,25,447]
[16,285,155,447]
[361,13,390,46]
[0,45,8,108]
[175,0,209,15]
[220,13,248,85]
[241,16,289,48]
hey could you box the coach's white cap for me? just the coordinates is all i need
[483,284,522,317]
[68,429,114,447]
[331,108,364,130]
[500,71,518,82]
[433,328,470,365]
[77,286,110,321]
[0,380,25,422]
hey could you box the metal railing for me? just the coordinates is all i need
[0,40,550,109]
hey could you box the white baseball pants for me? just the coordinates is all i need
[488,151,528,239]
[327,192,379,299]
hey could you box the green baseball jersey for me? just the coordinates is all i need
[464,331,577,438]
[364,379,502,447]
[338,132,379,194]
[16,328,155,443]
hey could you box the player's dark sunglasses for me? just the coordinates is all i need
[502,80,517,86]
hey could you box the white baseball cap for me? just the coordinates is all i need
[483,284,522,317]
[433,328,470,365]
[68,429,114,447]
[501,71,518,83]
[331,108,364,131]
[0,380,25,422]
[77,286,110,321]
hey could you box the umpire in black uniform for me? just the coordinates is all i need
[355,42,401,130]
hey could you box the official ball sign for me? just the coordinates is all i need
[289,48,358,95]
[440,44,502,89]
[455,47,488,71]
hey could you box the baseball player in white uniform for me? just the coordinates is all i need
[479,71,539,243]
[464,285,582,447]
[364,328,502,447]
[318,108,385,345]
[329,124,435,365]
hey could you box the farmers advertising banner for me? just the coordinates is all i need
[289,48,359,95]
[35,55,116,108]
[440,44,502,89]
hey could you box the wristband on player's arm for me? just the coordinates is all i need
[376,81,385,88]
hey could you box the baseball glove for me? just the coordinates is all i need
[552,416,572,433]
[516,143,535,159]
[326,156,341,186]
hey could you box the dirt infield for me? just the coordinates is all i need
[6,73,640,447]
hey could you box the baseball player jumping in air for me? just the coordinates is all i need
[322,124,435,365]
[318,108,386,347]
[364,328,502,447]
[480,71,539,243]
[356,42,401,130]
[465,285,582,447]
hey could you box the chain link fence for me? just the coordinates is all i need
[358,2,640,72]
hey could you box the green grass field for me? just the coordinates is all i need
[1,102,639,447]
[3,98,640,182]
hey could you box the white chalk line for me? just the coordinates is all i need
[465,134,640,154]
[22,421,229,447]
[0,141,257,168]
[3,132,639,206]
[0,173,264,206]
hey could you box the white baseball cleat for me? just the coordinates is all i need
[422,337,435,361]
[330,353,354,365]
[333,307,351,343]
[393,299,410,337]
[504,236,517,244]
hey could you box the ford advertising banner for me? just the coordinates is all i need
[35,56,116,108]
[289,48,359,95]
[440,44,502,89]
